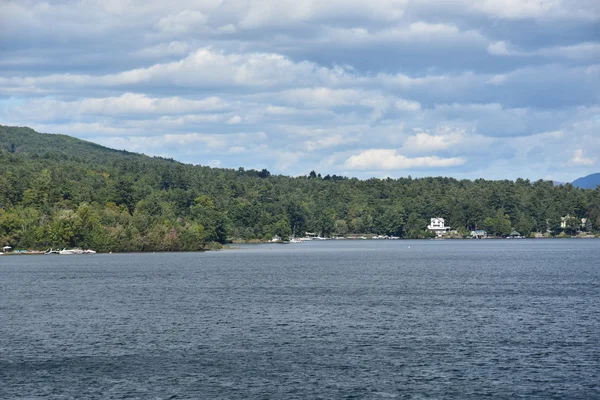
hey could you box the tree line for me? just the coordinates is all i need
[1,126,599,252]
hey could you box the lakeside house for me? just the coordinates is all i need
[427,218,450,238]
[561,215,588,230]
[560,215,573,228]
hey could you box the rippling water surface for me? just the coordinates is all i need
[1,240,599,399]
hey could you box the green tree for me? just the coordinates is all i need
[492,209,512,237]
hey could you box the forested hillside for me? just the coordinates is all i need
[1,125,599,251]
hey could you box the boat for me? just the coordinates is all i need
[59,248,75,255]
[83,249,97,254]
[45,248,59,255]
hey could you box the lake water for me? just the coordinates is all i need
[1,240,599,399]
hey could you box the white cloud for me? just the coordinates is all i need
[470,0,595,20]
[93,131,268,155]
[323,22,485,47]
[280,88,361,107]
[344,149,466,170]
[488,40,600,59]
[7,93,229,121]
[0,48,353,93]
[569,149,596,166]
[403,132,463,152]
[537,42,600,59]
[487,41,513,56]
[133,41,191,58]
[0,0,598,181]
[396,99,421,112]
[305,134,359,151]
[227,115,242,124]
[156,10,208,33]
[238,0,407,29]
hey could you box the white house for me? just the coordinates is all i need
[427,218,450,237]
[561,215,587,229]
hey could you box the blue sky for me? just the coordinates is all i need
[1,0,598,181]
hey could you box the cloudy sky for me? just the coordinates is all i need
[1,0,599,181]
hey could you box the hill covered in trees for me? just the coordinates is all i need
[1,125,599,251]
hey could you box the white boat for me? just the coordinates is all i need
[59,248,75,255]
[45,248,59,255]
[83,249,97,254]
[289,238,304,244]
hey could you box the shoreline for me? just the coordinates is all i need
[2,236,597,256]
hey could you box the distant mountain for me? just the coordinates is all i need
[572,173,600,189]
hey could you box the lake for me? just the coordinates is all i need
[1,239,599,398]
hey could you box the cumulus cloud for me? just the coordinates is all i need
[403,132,463,152]
[227,115,242,124]
[344,149,465,170]
[569,149,596,166]
[0,0,598,180]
